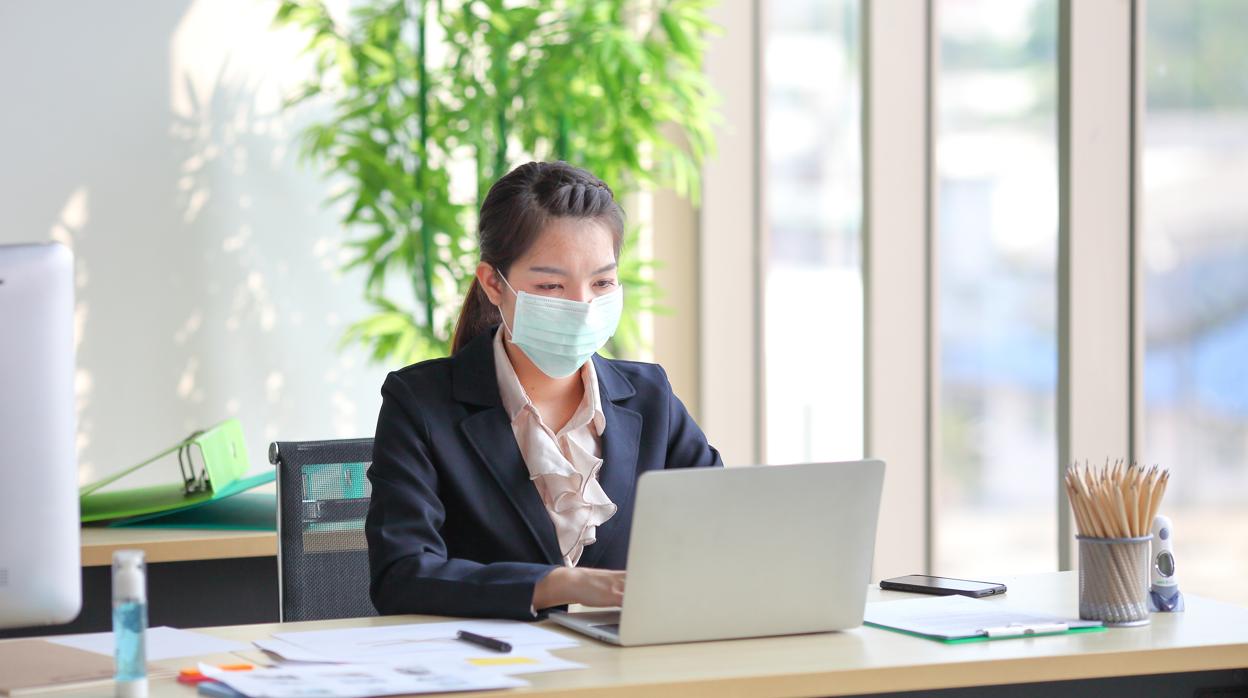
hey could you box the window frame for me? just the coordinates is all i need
[698,0,1144,576]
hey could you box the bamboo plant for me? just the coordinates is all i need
[274,0,718,363]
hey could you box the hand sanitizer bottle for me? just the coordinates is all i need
[112,550,148,698]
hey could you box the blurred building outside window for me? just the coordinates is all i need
[935,0,1059,578]
[763,0,864,466]
[1142,0,1248,606]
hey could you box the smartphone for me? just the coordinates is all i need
[879,575,1007,598]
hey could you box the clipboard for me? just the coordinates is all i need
[79,419,272,524]
[863,595,1106,644]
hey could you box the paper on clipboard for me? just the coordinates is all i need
[864,595,1104,642]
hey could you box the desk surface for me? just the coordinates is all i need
[79,527,276,566]
[25,571,1248,697]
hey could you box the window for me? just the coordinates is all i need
[935,0,1058,576]
[1143,0,1248,605]
[763,0,863,465]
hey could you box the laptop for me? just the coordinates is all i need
[548,459,885,646]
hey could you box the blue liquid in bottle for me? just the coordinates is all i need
[112,550,148,696]
[112,599,147,682]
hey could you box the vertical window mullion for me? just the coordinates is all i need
[1056,0,1138,570]
[863,0,934,578]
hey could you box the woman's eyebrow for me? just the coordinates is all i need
[527,263,618,275]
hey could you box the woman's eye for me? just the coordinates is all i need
[595,279,617,288]
[536,283,562,291]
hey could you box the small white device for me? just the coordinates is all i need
[548,459,885,646]
[0,243,82,629]
[1148,514,1184,613]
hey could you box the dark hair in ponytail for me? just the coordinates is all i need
[451,161,625,354]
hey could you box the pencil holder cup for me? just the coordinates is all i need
[1077,535,1152,627]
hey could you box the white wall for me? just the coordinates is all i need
[0,0,389,487]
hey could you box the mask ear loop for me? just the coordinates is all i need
[492,267,517,340]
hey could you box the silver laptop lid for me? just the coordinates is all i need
[617,460,884,645]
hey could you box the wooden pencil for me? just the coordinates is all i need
[1065,460,1170,621]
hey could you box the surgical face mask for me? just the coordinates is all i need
[495,269,623,379]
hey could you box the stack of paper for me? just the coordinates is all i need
[203,620,588,696]
[200,662,526,698]
[13,622,583,697]
[257,620,586,677]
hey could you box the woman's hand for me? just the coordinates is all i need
[533,567,626,610]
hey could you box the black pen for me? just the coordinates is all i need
[456,630,512,653]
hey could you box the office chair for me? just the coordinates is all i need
[269,438,377,622]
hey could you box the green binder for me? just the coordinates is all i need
[108,490,276,530]
[79,419,271,524]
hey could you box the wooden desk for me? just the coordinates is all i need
[27,571,1248,696]
[80,527,276,566]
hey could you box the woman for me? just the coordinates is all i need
[365,161,723,621]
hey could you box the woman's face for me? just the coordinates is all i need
[478,216,619,328]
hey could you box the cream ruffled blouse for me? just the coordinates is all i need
[492,328,618,566]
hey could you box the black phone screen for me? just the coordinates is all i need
[885,575,1002,593]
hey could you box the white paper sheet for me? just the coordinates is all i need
[254,637,354,664]
[273,620,577,663]
[201,661,526,697]
[864,595,1099,640]
[47,626,250,660]
[454,649,587,675]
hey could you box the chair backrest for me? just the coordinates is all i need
[269,438,377,622]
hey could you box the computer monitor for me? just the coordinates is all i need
[0,243,82,628]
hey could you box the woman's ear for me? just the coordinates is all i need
[475,262,504,306]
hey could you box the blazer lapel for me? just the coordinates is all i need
[578,356,642,568]
[460,408,563,565]
[453,328,562,565]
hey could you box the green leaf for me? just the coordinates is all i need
[360,43,395,69]
[659,9,695,60]
[335,42,358,84]
[486,10,512,35]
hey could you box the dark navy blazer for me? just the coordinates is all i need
[365,325,723,620]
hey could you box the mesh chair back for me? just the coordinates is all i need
[269,438,377,622]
